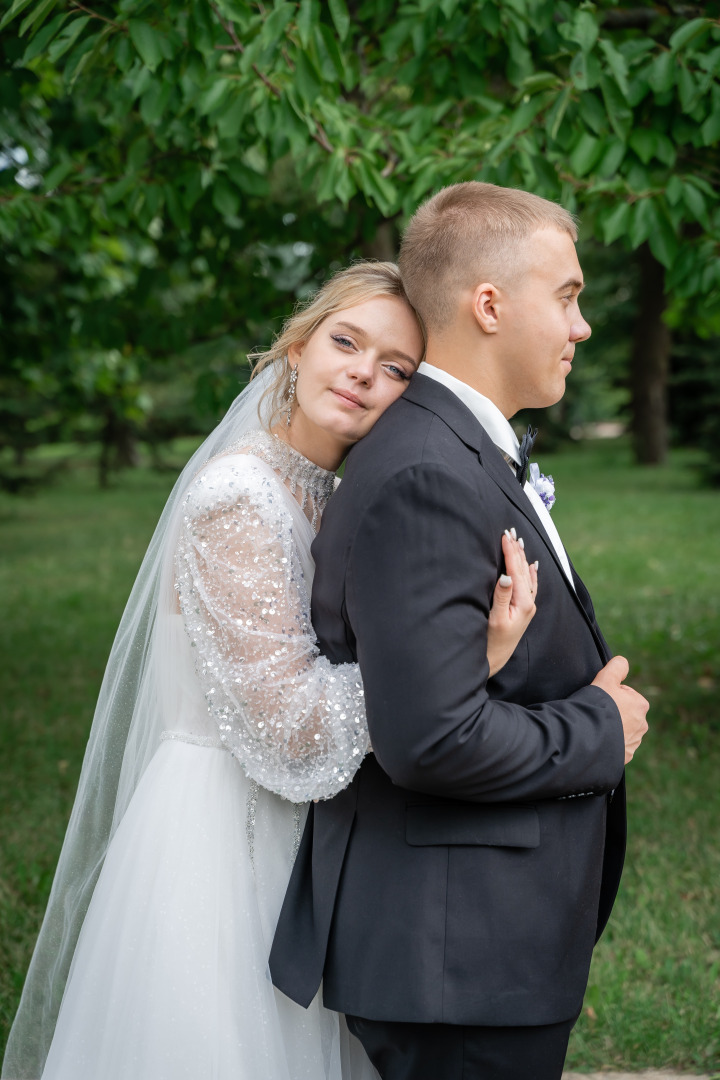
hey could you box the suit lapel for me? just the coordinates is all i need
[404,374,606,648]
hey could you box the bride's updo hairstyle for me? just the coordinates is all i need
[249,260,423,428]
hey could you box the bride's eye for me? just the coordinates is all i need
[332,334,355,349]
[384,363,411,381]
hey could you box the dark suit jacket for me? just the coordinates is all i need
[270,373,627,1026]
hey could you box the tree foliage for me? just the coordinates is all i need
[1,0,719,476]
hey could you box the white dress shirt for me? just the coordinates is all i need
[419,363,575,586]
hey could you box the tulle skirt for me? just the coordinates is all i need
[40,739,376,1080]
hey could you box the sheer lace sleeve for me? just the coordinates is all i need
[174,453,368,802]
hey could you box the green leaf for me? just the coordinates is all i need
[647,206,678,268]
[381,18,413,62]
[226,161,269,196]
[47,16,89,62]
[598,38,630,100]
[507,95,545,137]
[216,97,245,141]
[647,50,674,94]
[164,183,190,231]
[21,11,69,63]
[128,19,164,72]
[105,175,135,207]
[546,85,571,141]
[328,0,350,42]
[682,180,708,225]
[19,0,56,38]
[596,137,625,179]
[629,129,658,165]
[43,159,75,191]
[317,23,347,84]
[600,74,632,139]
[0,0,36,33]
[654,134,676,168]
[140,80,171,125]
[114,34,134,72]
[294,50,323,103]
[261,3,295,46]
[197,78,231,116]
[569,131,603,177]
[577,91,606,136]
[666,174,684,205]
[296,0,318,49]
[565,9,598,53]
[669,17,709,52]
[700,108,720,144]
[519,71,562,96]
[602,200,631,245]
[629,198,654,248]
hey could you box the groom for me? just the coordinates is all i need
[270,182,649,1079]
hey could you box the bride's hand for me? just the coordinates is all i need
[486,529,538,678]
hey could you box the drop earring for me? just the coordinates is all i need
[286,363,298,427]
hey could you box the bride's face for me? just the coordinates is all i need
[287,295,423,469]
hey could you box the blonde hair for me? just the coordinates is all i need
[398,182,578,333]
[249,261,422,428]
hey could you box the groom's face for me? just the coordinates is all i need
[495,227,591,415]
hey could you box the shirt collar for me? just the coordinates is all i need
[418,362,521,465]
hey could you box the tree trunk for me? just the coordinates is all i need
[98,407,139,487]
[630,244,670,465]
[361,220,397,261]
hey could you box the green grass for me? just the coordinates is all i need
[1,440,719,1072]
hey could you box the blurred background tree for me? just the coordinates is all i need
[1,0,719,484]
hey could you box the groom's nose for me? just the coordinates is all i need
[571,311,592,342]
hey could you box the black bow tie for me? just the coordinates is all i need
[516,426,538,486]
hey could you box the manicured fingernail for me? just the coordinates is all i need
[534,560,539,570]
[504,529,512,539]
[510,527,517,540]
[499,575,512,587]
[518,537,525,549]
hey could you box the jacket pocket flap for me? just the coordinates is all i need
[405,804,539,848]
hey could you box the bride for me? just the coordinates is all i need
[3,262,538,1080]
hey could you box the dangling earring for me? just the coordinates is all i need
[286,364,298,428]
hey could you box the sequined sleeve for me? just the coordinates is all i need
[174,454,368,802]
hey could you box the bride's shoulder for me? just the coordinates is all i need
[181,431,286,517]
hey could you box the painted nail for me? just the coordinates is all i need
[499,575,512,587]
[533,560,539,570]
[510,527,517,540]
[518,537,525,550]
[504,529,512,540]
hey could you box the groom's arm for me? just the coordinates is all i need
[345,463,625,803]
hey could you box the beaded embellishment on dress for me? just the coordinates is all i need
[223,429,335,530]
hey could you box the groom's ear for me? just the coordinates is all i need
[470,283,501,335]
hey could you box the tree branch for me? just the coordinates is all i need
[69,2,123,29]
[212,6,282,97]
[600,5,707,28]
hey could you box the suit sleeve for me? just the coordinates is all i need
[345,463,625,803]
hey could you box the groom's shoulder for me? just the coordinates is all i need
[345,393,455,485]
[346,375,485,483]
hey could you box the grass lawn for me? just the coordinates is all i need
[1,439,719,1073]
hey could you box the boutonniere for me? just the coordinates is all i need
[528,463,555,511]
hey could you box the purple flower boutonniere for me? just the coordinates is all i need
[528,463,555,511]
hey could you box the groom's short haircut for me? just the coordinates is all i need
[398,182,578,333]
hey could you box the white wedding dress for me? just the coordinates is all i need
[37,432,378,1080]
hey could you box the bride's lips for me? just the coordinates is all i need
[331,388,366,409]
